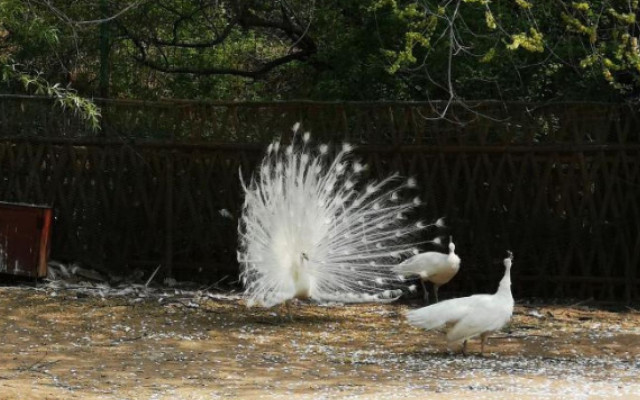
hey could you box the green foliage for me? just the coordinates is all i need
[514,0,532,10]
[372,0,640,101]
[555,0,640,95]
[1,0,639,106]
[506,29,544,53]
[0,0,101,129]
[1,63,101,129]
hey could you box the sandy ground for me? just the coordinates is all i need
[0,286,639,399]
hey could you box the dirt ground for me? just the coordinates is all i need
[0,286,639,400]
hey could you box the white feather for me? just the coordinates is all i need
[238,129,426,308]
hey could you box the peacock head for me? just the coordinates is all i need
[504,251,513,269]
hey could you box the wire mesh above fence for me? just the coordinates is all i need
[0,96,638,303]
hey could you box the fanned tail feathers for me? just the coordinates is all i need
[238,127,432,307]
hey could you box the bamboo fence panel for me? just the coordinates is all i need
[0,96,638,302]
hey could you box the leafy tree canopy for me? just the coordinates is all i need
[1,0,639,110]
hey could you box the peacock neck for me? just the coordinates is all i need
[496,267,512,297]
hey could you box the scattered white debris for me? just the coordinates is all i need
[41,260,240,305]
[69,264,106,282]
[528,309,544,318]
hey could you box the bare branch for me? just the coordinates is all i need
[35,0,147,26]
[113,1,318,79]
[133,50,313,79]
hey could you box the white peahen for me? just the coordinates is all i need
[238,123,440,310]
[405,251,514,355]
[394,237,460,304]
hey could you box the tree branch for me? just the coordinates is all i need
[133,49,313,78]
[116,2,318,78]
[144,22,236,48]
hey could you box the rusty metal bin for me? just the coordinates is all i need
[0,201,52,278]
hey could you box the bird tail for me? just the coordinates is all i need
[392,257,414,276]
[405,297,469,331]
[392,252,431,279]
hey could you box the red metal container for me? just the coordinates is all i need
[0,201,52,278]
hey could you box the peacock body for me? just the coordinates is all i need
[238,125,435,308]
[405,252,514,355]
[394,239,461,303]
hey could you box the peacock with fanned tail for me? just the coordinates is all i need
[237,124,442,310]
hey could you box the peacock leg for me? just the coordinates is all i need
[433,284,440,303]
[480,333,488,355]
[462,340,468,357]
[286,300,293,321]
[421,280,429,304]
[278,300,293,321]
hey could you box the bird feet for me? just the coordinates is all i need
[277,300,294,322]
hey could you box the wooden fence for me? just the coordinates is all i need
[0,96,639,303]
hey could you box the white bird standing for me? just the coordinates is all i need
[238,123,437,311]
[405,252,514,356]
[394,237,460,304]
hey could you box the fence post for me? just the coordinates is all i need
[164,153,173,278]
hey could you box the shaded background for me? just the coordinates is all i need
[0,97,638,303]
